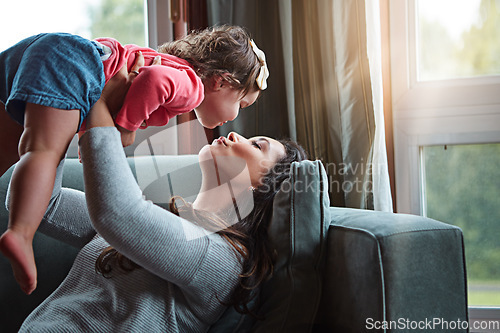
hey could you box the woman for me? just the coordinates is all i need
[15,59,307,331]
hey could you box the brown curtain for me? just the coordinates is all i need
[207,0,392,210]
[290,0,377,208]
[206,0,291,141]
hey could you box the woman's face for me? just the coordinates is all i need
[199,132,286,187]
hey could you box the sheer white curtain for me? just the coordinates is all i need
[280,0,393,211]
[365,0,393,212]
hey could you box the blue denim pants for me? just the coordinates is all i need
[0,33,106,130]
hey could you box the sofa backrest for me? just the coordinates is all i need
[1,156,468,332]
[130,154,202,208]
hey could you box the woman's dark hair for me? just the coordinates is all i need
[157,25,262,96]
[96,139,308,315]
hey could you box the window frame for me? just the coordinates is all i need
[125,0,179,157]
[390,0,500,214]
[146,0,173,49]
[389,0,500,319]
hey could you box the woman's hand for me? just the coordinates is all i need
[86,52,162,130]
[117,125,137,147]
[102,52,145,118]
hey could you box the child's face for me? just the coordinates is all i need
[194,84,260,129]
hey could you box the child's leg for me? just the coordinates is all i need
[0,104,24,176]
[0,103,79,295]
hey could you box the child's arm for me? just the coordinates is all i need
[111,54,160,147]
[113,64,204,132]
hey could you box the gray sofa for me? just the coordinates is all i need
[0,155,468,332]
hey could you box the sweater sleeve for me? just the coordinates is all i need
[5,159,97,248]
[114,65,204,131]
[79,127,227,286]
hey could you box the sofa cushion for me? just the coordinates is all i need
[210,160,330,332]
[255,159,330,331]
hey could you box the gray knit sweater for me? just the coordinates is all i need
[19,127,242,332]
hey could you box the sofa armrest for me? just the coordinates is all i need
[315,207,468,332]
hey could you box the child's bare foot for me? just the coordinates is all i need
[0,229,37,294]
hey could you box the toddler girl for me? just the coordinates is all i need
[0,25,269,295]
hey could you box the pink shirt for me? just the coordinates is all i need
[96,37,204,132]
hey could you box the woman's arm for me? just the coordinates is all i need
[80,60,239,287]
[80,128,216,285]
[39,159,96,247]
[6,159,97,248]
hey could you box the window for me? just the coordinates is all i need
[0,0,178,157]
[416,0,500,81]
[0,0,146,51]
[423,143,500,307]
[390,0,500,318]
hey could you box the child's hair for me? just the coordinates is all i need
[158,25,262,96]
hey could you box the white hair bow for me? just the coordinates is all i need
[249,39,269,90]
